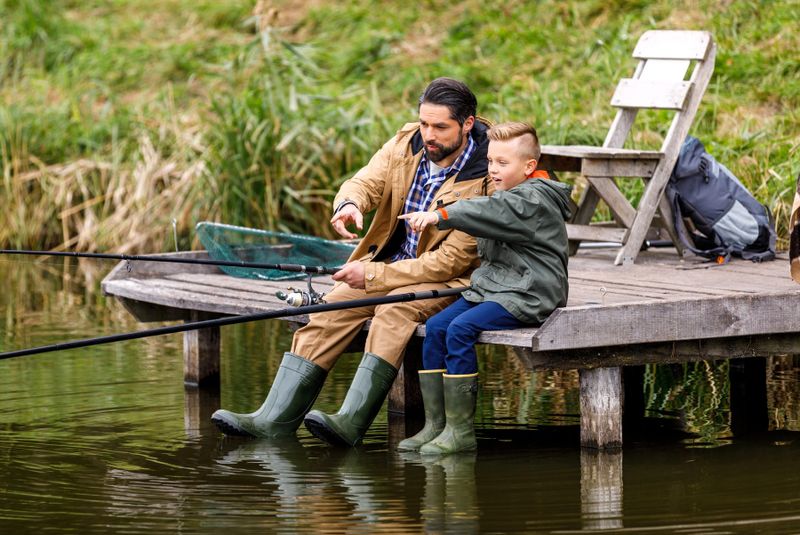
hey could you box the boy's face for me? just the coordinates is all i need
[487,138,537,191]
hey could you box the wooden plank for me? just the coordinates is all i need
[610,78,692,110]
[582,158,658,178]
[538,153,581,172]
[567,224,627,243]
[168,272,336,293]
[532,290,800,352]
[584,176,636,227]
[580,367,622,449]
[104,279,303,318]
[541,145,662,160]
[640,59,690,82]
[514,333,800,370]
[633,30,712,60]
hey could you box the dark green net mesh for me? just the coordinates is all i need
[196,222,356,280]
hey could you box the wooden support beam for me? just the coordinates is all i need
[532,294,800,353]
[516,333,800,370]
[567,224,627,244]
[183,311,221,386]
[388,337,424,418]
[580,367,623,449]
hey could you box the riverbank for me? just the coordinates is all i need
[1,0,797,252]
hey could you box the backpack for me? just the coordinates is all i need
[666,136,776,263]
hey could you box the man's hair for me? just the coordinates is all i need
[418,78,477,126]
[488,122,541,161]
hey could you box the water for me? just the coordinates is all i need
[1,258,799,534]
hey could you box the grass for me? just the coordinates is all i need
[1,0,798,251]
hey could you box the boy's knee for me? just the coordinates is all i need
[447,316,480,340]
[425,314,450,337]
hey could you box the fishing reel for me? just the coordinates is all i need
[275,274,326,307]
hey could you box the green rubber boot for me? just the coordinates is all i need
[304,352,398,447]
[419,373,478,455]
[397,370,446,452]
[211,352,327,438]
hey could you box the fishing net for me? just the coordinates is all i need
[196,222,356,280]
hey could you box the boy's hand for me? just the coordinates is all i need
[330,204,363,239]
[398,211,439,233]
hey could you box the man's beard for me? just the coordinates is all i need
[424,129,465,164]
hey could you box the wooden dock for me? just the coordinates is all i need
[101,248,800,449]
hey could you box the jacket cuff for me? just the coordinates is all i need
[333,199,358,215]
[364,261,385,292]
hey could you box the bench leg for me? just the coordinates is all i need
[183,311,220,387]
[580,367,623,449]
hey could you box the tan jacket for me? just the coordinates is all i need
[333,120,493,293]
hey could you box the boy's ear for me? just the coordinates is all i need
[525,158,538,176]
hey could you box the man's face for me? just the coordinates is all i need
[418,103,473,165]
[487,138,536,191]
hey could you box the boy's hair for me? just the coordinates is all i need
[488,122,541,161]
[419,78,477,127]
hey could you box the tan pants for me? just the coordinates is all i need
[291,281,457,370]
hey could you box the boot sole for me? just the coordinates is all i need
[211,415,256,438]
[303,413,353,447]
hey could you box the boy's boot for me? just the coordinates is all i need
[211,352,327,438]
[420,373,478,455]
[397,370,446,452]
[304,352,398,446]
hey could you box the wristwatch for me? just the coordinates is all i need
[334,199,358,214]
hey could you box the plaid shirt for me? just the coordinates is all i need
[392,135,477,261]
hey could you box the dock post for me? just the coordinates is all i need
[183,311,221,386]
[388,337,424,416]
[580,367,623,449]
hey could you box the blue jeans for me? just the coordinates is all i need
[423,297,524,375]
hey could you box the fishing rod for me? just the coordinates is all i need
[0,287,467,360]
[0,249,340,275]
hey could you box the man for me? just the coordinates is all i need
[211,77,491,446]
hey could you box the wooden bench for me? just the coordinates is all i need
[101,249,800,449]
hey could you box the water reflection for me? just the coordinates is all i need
[2,259,800,533]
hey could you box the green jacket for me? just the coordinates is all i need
[437,178,573,323]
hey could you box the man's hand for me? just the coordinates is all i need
[330,204,363,239]
[332,261,366,289]
[398,211,439,233]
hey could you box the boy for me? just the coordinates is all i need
[397,122,573,454]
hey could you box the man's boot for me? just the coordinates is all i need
[304,352,398,446]
[397,370,445,452]
[211,352,326,438]
[419,373,478,455]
